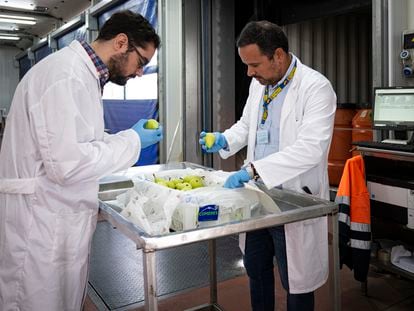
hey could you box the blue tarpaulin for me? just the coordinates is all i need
[98,0,157,29]
[103,99,159,166]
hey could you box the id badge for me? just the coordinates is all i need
[256,129,269,144]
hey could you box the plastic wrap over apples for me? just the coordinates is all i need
[118,168,280,235]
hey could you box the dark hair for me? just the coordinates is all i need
[96,10,160,50]
[236,21,288,58]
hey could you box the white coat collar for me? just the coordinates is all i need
[250,54,303,122]
[279,54,303,122]
[68,40,100,81]
[251,53,303,95]
[288,54,303,89]
[270,53,297,89]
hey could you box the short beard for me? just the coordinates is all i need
[107,52,134,86]
[254,76,275,86]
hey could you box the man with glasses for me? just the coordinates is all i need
[132,45,150,72]
[0,10,162,311]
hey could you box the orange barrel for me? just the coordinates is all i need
[328,104,356,187]
[352,108,373,156]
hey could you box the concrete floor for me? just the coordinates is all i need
[84,260,414,311]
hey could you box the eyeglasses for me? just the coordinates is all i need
[131,46,149,71]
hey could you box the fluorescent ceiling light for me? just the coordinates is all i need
[0,35,20,40]
[0,3,35,11]
[0,24,19,31]
[0,14,36,21]
[0,18,36,25]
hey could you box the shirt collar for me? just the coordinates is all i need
[80,40,109,89]
[270,53,296,90]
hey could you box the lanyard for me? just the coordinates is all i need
[261,60,297,125]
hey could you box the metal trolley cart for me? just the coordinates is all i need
[98,162,340,311]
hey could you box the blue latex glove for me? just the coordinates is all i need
[132,119,163,149]
[223,169,251,189]
[199,131,228,153]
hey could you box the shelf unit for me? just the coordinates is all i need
[357,147,414,281]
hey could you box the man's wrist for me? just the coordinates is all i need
[250,163,259,181]
[244,163,259,181]
[220,134,229,151]
[244,165,254,179]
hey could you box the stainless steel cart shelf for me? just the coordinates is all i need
[98,162,340,311]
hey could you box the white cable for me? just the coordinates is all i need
[166,118,181,163]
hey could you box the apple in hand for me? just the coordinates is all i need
[145,119,159,129]
[205,132,215,149]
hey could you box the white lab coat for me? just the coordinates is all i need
[219,57,336,294]
[0,40,141,310]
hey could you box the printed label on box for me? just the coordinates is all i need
[198,205,219,221]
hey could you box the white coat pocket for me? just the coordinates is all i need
[52,210,94,263]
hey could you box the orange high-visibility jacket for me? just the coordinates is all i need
[335,155,371,282]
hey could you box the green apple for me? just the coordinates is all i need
[205,132,215,149]
[183,175,197,183]
[145,119,159,129]
[189,177,204,189]
[171,178,183,185]
[156,180,168,187]
[154,176,166,183]
[166,180,176,189]
[180,182,192,191]
[176,182,192,191]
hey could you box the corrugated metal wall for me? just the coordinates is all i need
[283,12,372,105]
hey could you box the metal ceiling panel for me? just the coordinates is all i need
[0,0,91,48]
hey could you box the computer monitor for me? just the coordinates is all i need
[373,87,414,131]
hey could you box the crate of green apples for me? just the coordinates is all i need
[116,168,264,233]
[153,174,205,191]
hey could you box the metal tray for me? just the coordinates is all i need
[98,162,338,250]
